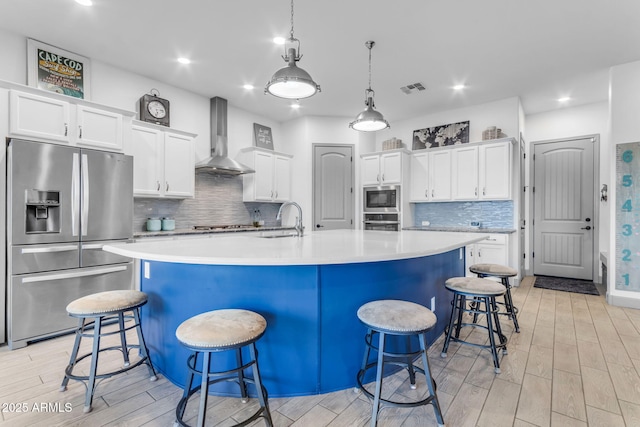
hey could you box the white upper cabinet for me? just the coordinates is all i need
[479,141,511,199]
[8,89,129,152]
[131,123,195,198]
[429,150,452,201]
[452,145,479,200]
[409,152,429,201]
[238,147,293,203]
[361,150,405,186]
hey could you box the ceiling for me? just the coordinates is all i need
[1,0,639,124]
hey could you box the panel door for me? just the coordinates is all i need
[131,125,163,196]
[361,155,381,186]
[429,150,452,201]
[480,142,511,199]
[380,152,402,184]
[9,90,70,143]
[254,151,275,201]
[533,138,594,280]
[75,105,123,151]
[452,146,479,200]
[410,153,429,201]
[273,155,292,202]
[313,145,354,230]
[164,133,195,198]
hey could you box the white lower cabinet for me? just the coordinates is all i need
[465,234,509,278]
[238,147,293,202]
[131,123,195,198]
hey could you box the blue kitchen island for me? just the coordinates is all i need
[104,230,488,397]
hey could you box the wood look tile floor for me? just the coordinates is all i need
[2,276,639,426]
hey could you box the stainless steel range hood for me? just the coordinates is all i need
[195,97,255,175]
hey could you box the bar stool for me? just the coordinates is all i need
[356,300,445,427]
[175,309,272,427]
[469,263,520,332]
[60,290,158,413]
[441,277,508,373]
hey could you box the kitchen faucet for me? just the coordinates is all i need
[277,201,304,237]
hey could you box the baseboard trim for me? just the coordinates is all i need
[607,293,640,309]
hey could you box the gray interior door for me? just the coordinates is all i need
[313,145,354,230]
[533,137,594,280]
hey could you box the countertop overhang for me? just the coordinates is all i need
[104,229,489,266]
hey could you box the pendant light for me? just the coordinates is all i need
[265,0,320,99]
[349,41,390,132]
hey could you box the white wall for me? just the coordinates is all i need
[524,102,610,278]
[374,97,522,150]
[608,60,640,307]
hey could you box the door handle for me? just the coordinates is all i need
[21,265,128,284]
[316,224,324,228]
[21,245,78,254]
[581,226,592,230]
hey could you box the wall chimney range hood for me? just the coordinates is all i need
[195,97,255,175]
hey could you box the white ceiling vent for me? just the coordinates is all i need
[400,82,426,94]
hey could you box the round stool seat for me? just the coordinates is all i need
[357,299,436,334]
[66,290,148,316]
[469,263,517,278]
[445,277,506,296]
[176,309,267,349]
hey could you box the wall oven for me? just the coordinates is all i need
[363,213,400,231]
[363,186,399,212]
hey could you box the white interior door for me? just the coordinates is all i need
[313,145,354,230]
[533,137,594,280]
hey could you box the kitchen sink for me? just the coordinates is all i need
[255,230,299,238]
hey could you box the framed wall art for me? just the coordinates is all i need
[253,123,274,150]
[27,38,91,99]
[412,120,470,150]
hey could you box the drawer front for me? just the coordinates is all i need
[11,243,79,275]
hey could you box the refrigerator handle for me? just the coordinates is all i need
[21,245,78,254]
[21,265,128,284]
[72,153,80,237]
[81,154,89,236]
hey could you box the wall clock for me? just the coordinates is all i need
[139,91,170,127]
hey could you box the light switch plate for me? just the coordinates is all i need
[421,220,430,226]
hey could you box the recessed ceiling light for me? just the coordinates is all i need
[558,96,571,102]
[273,37,286,45]
[75,0,92,5]
[453,84,466,90]
[243,84,255,90]
[177,57,191,65]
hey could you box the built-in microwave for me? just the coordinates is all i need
[364,186,399,212]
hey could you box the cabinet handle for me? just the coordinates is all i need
[78,125,82,139]
[425,189,428,198]
[478,249,482,258]
[275,191,278,199]
[475,187,477,196]
[377,174,380,183]
[166,182,169,192]
[432,189,434,198]
[64,123,68,136]
[382,174,385,182]
[157,181,161,191]
[483,187,486,196]
[271,190,274,198]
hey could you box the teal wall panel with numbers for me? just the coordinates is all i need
[616,142,640,290]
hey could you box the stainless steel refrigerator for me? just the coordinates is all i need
[6,139,134,349]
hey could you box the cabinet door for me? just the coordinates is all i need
[9,90,70,143]
[273,155,291,202]
[131,125,163,197]
[361,155,381,186]
[254,151,275,201]
[476,243,508,267]
[452,146,479,200]
[163,133,194,198]
[75,105,124,151]
[429,150,452,200]
[410,153,429,201]
[480,142,511,199]
[380,152,402,184]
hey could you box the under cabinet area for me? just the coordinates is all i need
[361,150,407,186]
[8,89,129,152]
[238,147,292,202]
[465,234,509,277]
[130,122,195,198]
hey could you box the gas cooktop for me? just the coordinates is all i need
[193,224,256,231]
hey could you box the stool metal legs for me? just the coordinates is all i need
[441,293,507,373]
[472,274,520,333]
[357,329,445,427]
[175,342,273,427]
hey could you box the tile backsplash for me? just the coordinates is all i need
[133,172,281,232]
[413,200,514,229]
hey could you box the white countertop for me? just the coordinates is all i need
[104,230,489,266]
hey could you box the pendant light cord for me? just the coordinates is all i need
[368,45,372,91]
[290,0,295,40]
